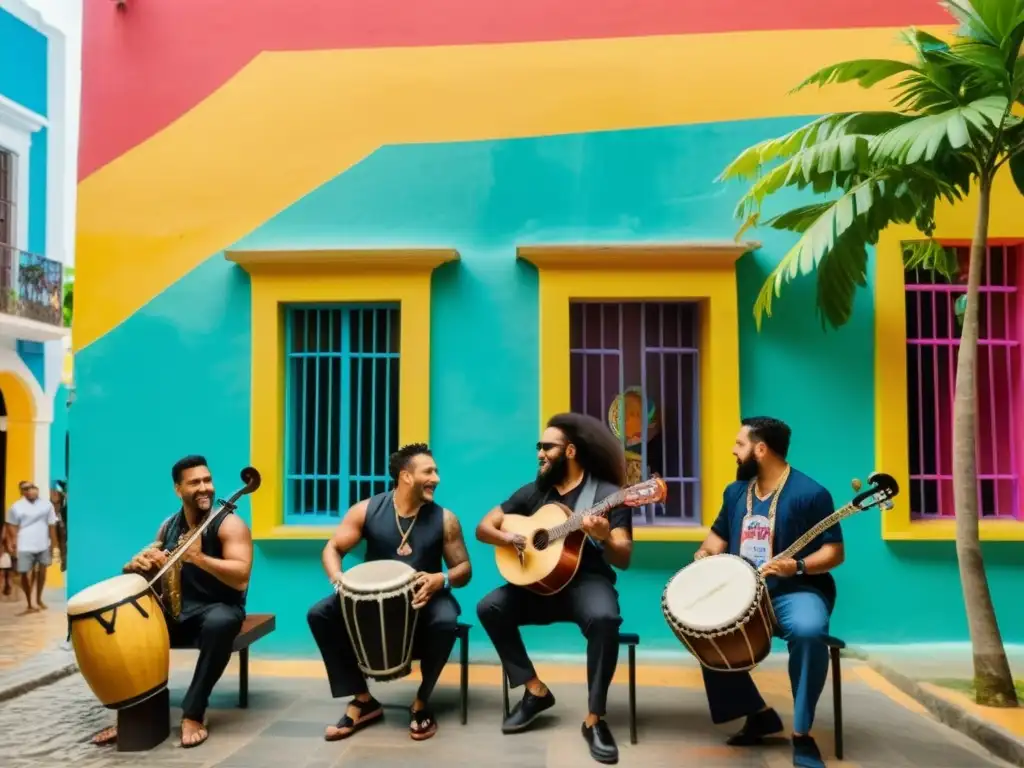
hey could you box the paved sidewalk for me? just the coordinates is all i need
[0,587,76,702]
[0,657,1014,767]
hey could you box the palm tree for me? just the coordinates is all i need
[719,0,1022,707]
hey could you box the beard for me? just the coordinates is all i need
[735,455,760,482]
[536,452,570,492]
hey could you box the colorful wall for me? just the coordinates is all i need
[71,0,1024,658]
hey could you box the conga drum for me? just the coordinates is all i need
[337,559,420,682]
[67,573,170,708]
[661,554,776,672]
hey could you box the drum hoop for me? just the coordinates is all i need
[660,566,769,639]
[67,586,154,622]
[338,581,416,601]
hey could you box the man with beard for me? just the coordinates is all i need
[91,455,253,749]
[693,417,844,768]
[306,443,472,743]
[475,412,632,766]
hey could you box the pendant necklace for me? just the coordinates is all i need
[744,464,791,560]
[395,501,418,556]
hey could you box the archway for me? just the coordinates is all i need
[0,346,58,588]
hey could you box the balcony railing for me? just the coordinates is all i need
[0,245,64,327]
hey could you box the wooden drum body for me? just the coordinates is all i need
[67,573,170,709]
[661,554,776,672]
[338,559,420,682]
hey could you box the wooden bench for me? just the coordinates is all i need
[500,631,639,745]
[233,614,276,708]
[822,634,846,760]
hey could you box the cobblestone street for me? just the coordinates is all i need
[0,654,1014,768]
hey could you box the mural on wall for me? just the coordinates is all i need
[71,0,1024,656]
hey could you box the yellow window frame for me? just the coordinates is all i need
[227,248,458,540]
[517,242,756,542]
[874,170,1024,541]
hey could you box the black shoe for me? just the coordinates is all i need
[502,688,556,734]
[726,708,784,746]
[792,734,825,768]
[581,719,619,764]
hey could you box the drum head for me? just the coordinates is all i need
[67,573,150,616]
[340,559,416,592]
[664,554,759,632]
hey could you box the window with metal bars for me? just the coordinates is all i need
[284,304,400,522]
[569,301,701,525]
[905,244,1022,520]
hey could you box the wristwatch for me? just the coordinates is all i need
[795,559,806,576]
[442,572,450,590]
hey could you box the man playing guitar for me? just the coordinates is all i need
[475,412,632,765]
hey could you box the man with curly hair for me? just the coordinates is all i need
[475,412,633,765]
[306,443,472,743]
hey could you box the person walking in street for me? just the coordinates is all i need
[4,481,58,613]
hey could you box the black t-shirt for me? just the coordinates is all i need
[500,474,632,584]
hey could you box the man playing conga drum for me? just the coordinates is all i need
[92,455,254,749]
[306,443,472,742]
[693,417,844,768]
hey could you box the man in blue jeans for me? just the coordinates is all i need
[693,417,845,768]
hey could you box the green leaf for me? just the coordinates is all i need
[1009,151,1024,197]
[791,59,920,92]
[903,239,961,280]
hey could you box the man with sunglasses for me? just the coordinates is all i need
[475,412,632,765]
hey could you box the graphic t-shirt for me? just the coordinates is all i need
[711,467,842,607]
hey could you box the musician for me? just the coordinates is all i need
[694,417,844,768]
[475,412,632,766]
[91,455,254,749]
[306,443,472,742]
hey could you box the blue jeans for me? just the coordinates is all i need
[701,589,831,734]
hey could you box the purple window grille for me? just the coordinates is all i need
[905,244,1022,520]
[569,301,700,525]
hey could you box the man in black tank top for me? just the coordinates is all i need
[307,443,473,743]
[90,455,253,750]
[475,413,633,766]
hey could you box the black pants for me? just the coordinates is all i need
[307,589,460,703]
[167,603,245,722]
[476,573,622,716]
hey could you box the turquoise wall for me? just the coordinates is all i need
[50,382,69,482]
[69,117,1024,658]
[0,8,48,117]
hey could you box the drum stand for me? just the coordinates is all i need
[116,687,170,752]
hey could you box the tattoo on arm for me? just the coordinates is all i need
[443,511,469,566]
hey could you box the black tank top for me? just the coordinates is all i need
[160,509,246,621]
[363,491,444,574]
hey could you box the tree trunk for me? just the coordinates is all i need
[953,177,1019,707]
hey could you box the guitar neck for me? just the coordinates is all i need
[547,489,626,542]
[771,502,857,563]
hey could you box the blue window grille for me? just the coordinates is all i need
[284,304,400,523]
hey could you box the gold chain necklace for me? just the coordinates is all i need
[744,464,791,559]
[394,500,418,556]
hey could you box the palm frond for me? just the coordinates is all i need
[903,239,961,280]
[870,96,1008,164]
[791,58,920,92]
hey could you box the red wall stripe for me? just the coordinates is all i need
[81,0,950,178]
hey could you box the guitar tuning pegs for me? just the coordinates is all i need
[881,500,894,511]
[851,478,863,492]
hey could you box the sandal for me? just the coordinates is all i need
[409,706,437,741]
[325,696,383,741]
[91,726,118,746]
[180,718,208,748]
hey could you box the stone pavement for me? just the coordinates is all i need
[0,587,76,702]
[0,656,1014,768]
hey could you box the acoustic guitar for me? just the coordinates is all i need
[495,476,668,595]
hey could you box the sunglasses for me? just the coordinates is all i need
[536,442,564,452]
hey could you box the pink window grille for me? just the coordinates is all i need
[904,243,1022,520]
[569,301,701,525]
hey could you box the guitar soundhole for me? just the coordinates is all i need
[532,530,549,551]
